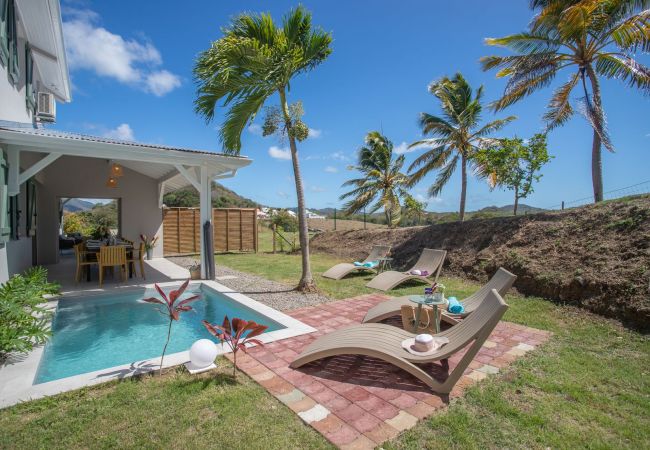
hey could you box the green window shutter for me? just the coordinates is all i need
[25,44,35,112]
[7,0,18,83]
[25,179,36,236]
[0,153,10,243]
[0,0,8,65]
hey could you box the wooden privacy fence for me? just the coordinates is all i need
[163,207,258,255]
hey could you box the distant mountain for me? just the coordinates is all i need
[475,204,545,214]
[62,198,95,213]
[163,182,259,208]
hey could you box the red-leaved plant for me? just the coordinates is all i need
[143,279,200,374]
[202,317,268,379]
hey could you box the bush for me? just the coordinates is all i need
[0,267,59,359]
[270,210,299,232]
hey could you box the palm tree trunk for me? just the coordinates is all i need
[459,154,467,221]
[585,65,604,203]
[278,88,315,292]
[513,186,519,216]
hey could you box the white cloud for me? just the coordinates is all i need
[330,151,349,161]
[308,128,322,139]
[63,8,181,96]
[268,146,291,160]
[309,185,326,192]
[248,123,263,135]
[103,123,135,141]
[145,70,181,97]
[394,141,431,154]
[324,166,338,173]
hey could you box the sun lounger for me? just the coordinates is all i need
[322,245,391,280]
[365,248,446,291]
[363,267,517,325]
[291,289,509,393]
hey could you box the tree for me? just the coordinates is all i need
[474,133,552,215]
[194,6,332,292]
[481,0,650,203]
[340,131,410,228]
[403,195,427,225]
[408,73,516,221]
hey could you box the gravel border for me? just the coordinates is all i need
[168,257,333,312]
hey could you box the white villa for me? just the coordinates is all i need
[0,0,251,282]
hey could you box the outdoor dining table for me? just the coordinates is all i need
[83,242,135,281]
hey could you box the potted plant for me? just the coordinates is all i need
[140,234,159,260]
[188,262,201,280]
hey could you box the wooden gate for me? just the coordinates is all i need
[163,207,258,255]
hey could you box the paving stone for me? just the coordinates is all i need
[477,364,500,375]
[340,434,377,450]
[482,340,497,348]
[276,388,305,405]
[363,421,400,445]
[298,404,330,423]
[506,347,527,357]
[467,370,488,381]
[406,401,437,419]
[385,410,418,432]
[326,424,361,446]
[312,413,345,435]
[288,396,317,413]
[250,370,275,382]
[388,393,418,409]
[516,343,535,351]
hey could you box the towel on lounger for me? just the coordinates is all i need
[447,297,464,314]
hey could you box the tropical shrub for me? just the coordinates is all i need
[203,317,268,379]
[142,279,200,374]
[0,267,59,359]
[269,210,299,233]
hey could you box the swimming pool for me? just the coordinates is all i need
[34,283,287,384]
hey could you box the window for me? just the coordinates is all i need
[25,44,35,111]
[0,0,8,65]
[5,0,18,83]
[8,194,19,240]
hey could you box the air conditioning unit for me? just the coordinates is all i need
[36,92,56,122]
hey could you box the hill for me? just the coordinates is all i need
[311,194,650,331]
[62,198,95,213]
[163,182,258,209]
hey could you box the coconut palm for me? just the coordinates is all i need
[481,0,650,202]
[407,73,516,221]
[194,6,332,291]
[340,132,410,228]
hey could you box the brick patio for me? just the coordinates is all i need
[227,293,551,449]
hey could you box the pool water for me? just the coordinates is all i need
[34,286,283,384]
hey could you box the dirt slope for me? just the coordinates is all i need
[311,195,650,331]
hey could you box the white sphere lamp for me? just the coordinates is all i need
[187,339,218,373]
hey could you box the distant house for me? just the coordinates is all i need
[306,210,325,219]
[0,0,251,281]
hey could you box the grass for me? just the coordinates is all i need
[1,229,648,449]
[0,359,332,450]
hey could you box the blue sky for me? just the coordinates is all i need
[56,0,649,211]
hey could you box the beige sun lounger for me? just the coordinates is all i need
[322,245,391,280]
[291,289,509,394]
[363,267,517,325]
[365,248,446,291]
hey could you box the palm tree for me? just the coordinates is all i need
[194,6,332,292]
[481,0,650,202]
[340,131,410,228]
[408,73,516,221]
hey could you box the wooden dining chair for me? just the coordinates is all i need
[98,246,127,286]
[74,243,98,283]
[127,242,146,279]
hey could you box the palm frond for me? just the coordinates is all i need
[543,71,580,129]
[471,116,517,139]
[609,9,650,51]
[484,32,561,53]
[595,53,650,92]
[427,155,459,198]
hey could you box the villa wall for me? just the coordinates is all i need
[35,154,164,265]
[0,25,38,124]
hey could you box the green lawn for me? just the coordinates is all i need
[1,235,649,449]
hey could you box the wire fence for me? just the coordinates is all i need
[546,179,650,210]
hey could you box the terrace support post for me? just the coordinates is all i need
[199,166,212,279]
